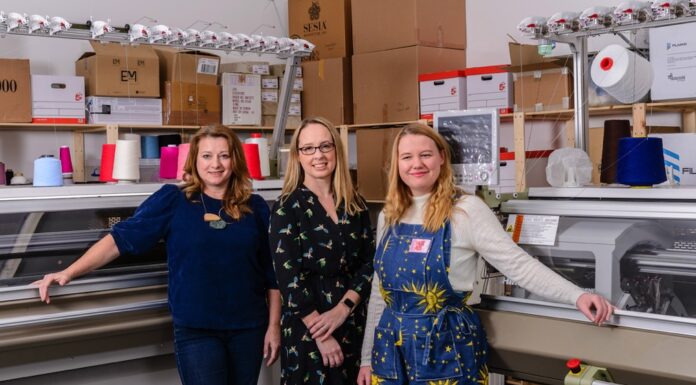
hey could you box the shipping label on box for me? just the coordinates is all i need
[0,59,32,123]
[31,75,86,124]
[419,70,466,119]
[262,76,279,89]
[466,66,513,114]
[86,96,162,125]
[262,90,278,102]
[649,24,696,101]
[222,73,261,125]
[154,47,220,85]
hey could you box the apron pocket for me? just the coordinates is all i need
[413,330,463,381]
[371,327,399,379]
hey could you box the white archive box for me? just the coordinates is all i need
[494,150,551,194]
[466,66,513,114]
[222,73,262,125]
[649,133,696,185]
[31,75,86,124]
[86,96,162,125]
[419,70,466,119]
[649,23,696,101]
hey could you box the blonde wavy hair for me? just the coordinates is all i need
[383,123,465,232]
[181,125,252,220]
[281,117,365,215]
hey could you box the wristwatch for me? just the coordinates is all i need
[342,298,356,313]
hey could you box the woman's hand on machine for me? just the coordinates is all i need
[576,292,614,326]
[32,271,73,304]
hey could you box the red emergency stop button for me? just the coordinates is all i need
[566,358,582,374]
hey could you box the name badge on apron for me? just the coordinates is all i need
[409,238,432,254]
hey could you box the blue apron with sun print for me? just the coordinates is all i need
[371,221,489,385]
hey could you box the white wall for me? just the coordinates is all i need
[0,0,290,178]
[0,0,289,75]
[466,0,642,67]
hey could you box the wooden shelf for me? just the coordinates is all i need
[0,123,105,131]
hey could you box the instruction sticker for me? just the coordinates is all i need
[505,214,559,246]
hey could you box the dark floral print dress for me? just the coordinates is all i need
[270,187,375,385]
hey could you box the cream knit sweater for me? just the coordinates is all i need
[360,193,585,366]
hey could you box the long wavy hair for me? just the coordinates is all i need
[181,125,252,220]
[383,123,465,232]
[281,117,365,215]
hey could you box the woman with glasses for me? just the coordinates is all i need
[270,117,374,385]
[34,126,280,385]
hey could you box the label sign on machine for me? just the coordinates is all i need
[506,214,559,246]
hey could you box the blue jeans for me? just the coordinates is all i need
[173,324,265,385]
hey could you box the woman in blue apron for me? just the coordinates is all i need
[357,123,613,385]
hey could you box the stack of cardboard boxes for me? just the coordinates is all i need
[351,0,467,200]
[351,0,467,124]
[290,0,353,125]
[77,42,163,125]
[220,61,304,127]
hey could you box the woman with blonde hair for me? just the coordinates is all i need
[270,117,374,385]
[357,123,613,385]
[35,125,280,385]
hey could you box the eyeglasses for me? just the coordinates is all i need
[298,142,335,155]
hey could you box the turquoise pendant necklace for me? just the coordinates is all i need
[201,194,228,230]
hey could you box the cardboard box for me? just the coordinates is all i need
[153,47,220,85]
[31,75,86,124]
[162,81,221,126]
[352,45,466,124]
[86,96,162,125]
[220,62,270,75]
[507,43,573,112]
[356,127,401,200]
[302,57,352,124]
[221,73,262,125]
[466,65,513,114]
[513,68,572,112]
[262,115,303,128]
[419,70,466,120]
[649,24,696,101]
[262,101,302,116]
[352,0,466,54]
[494,150,551,194]
[270,64,303,78]
[289,0,352,60]
[76,42,159,97]
[0,59,32,123]
[649,133,696,185]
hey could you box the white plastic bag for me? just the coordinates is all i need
[545,148,593,187]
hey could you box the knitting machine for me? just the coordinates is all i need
[478,186,696,385]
